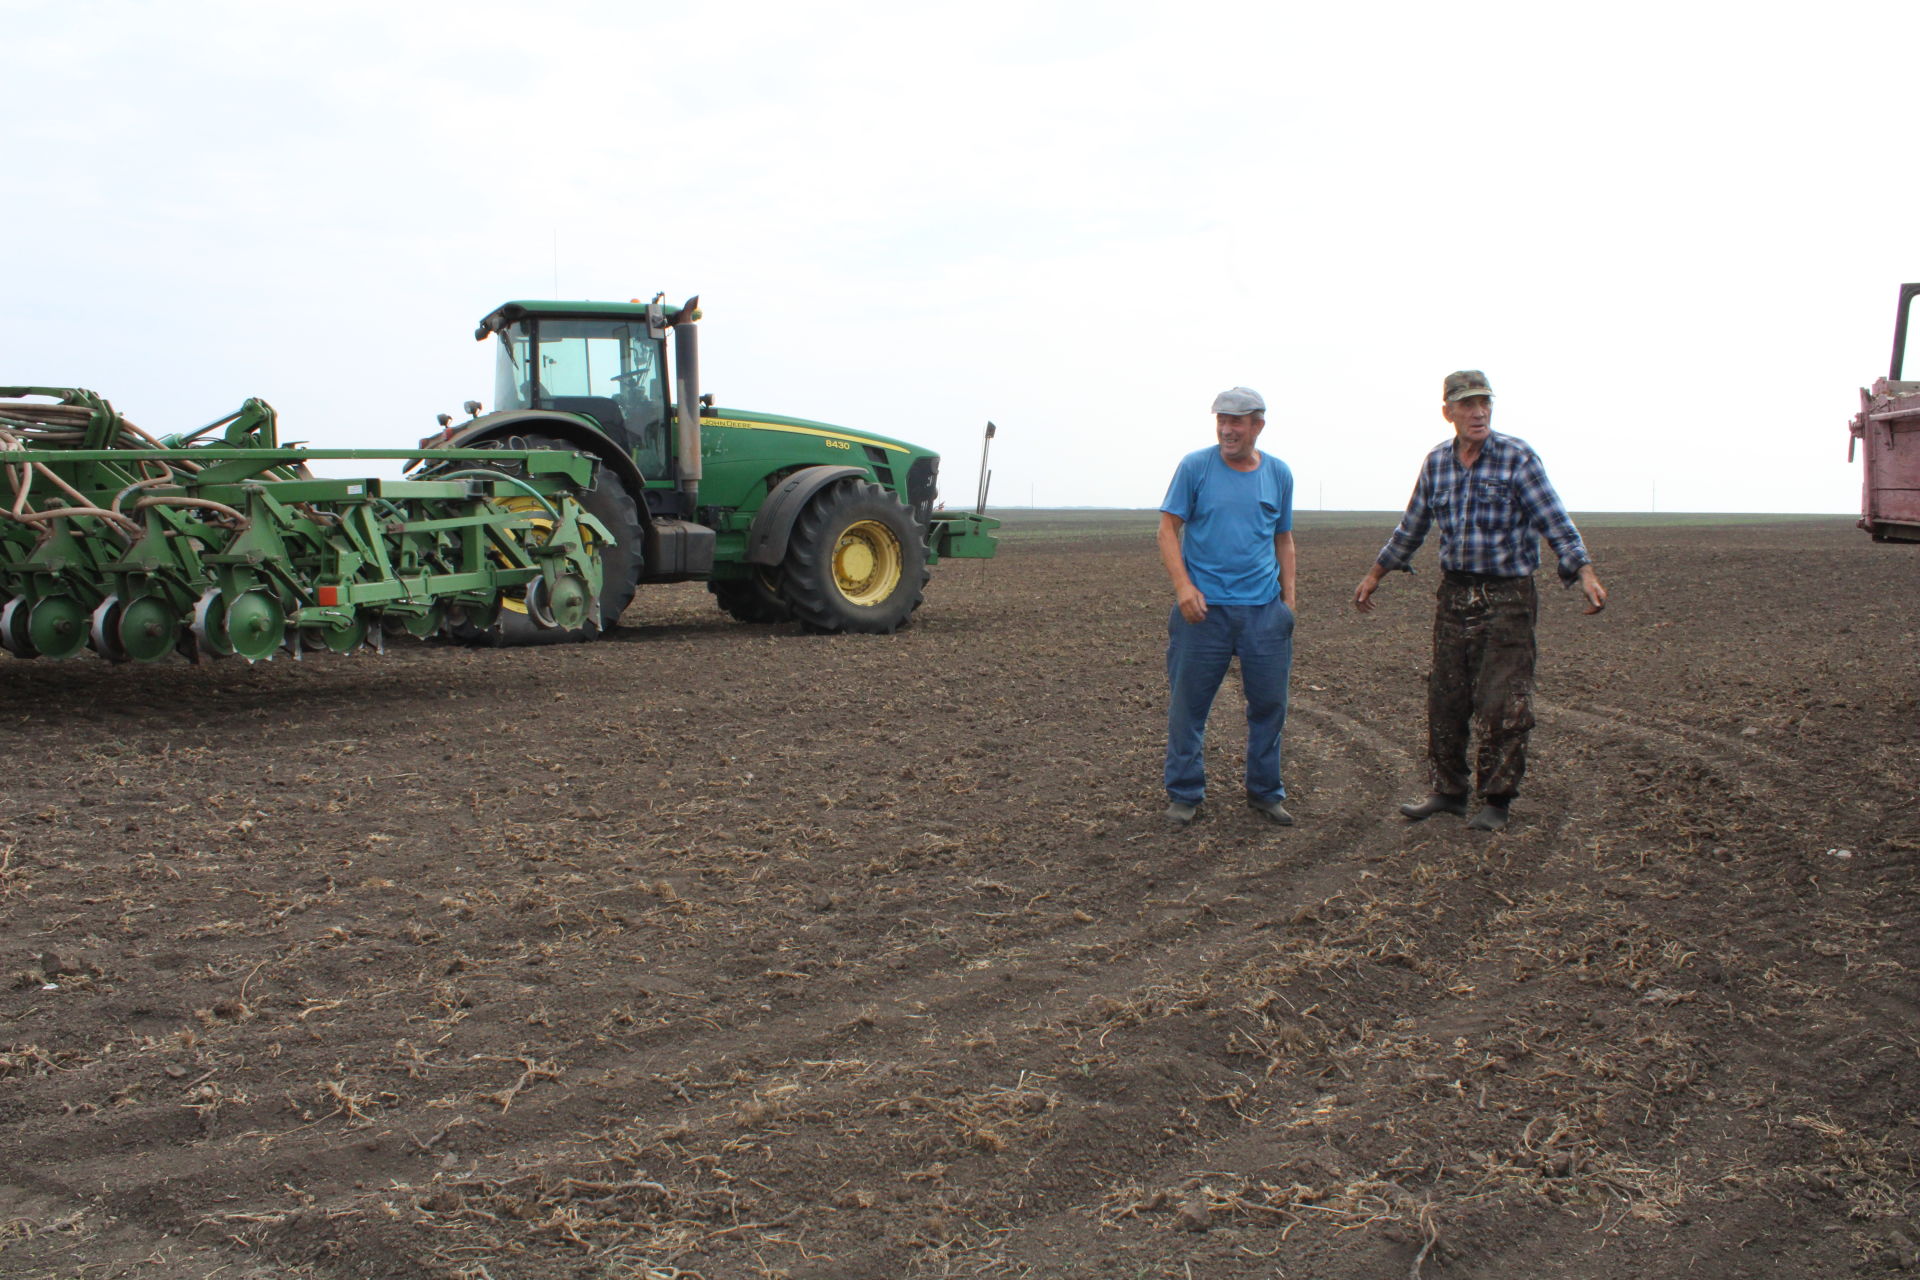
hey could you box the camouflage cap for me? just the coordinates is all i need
[1211,386,1266,415]
[1443,370,1494,402]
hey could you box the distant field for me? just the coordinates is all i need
[984,508,1859,539]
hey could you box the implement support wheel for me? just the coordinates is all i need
[464,433,644,647]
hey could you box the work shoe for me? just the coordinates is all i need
[1398,792,1469,821]
[1247,797,1295,826]
[1467,799,1512,832]
[1165,800,1199,827]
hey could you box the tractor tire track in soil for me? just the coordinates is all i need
[2,515,1917,1279]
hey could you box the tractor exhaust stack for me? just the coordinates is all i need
[672,296,702,514]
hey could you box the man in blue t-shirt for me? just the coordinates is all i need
[1157,386,1297,827]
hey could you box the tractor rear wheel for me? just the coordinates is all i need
[709,572,792,624]
[466,433,644,646]
[780,480,927,634]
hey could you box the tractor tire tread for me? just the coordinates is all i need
[710,577,793,624]
[780,479,928,635]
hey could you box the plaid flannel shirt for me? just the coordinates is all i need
[1376,432,1591,584]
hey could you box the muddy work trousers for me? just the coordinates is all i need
[1427,572,1537,801]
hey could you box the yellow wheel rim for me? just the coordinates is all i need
[833,519,902,606]
[493,494,598,617]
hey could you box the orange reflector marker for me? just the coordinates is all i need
[317,586,339,606]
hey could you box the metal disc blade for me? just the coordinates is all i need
[90,596,130,662]
[523,577,557,628]
[224,591,286,661]
[27,596,89,660]
[447,594,502,640]
[191,590,234,657]
[305,613,368,654]
[118,595,181,663]
[546,574,593,631]
[393,603,445,639]
[0,598,38,659]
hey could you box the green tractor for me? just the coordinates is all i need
[0,295,995,664]
[421,296,998,640]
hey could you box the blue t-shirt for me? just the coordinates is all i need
[1160,448,1294,606]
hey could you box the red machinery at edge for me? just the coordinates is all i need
[1849,282,1920,542]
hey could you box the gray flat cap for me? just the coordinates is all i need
[1211,386,1265,415]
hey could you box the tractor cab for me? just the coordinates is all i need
[477,301,678,480]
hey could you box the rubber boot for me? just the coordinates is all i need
[1399,792,1469,821]
[1467,798,1512,832]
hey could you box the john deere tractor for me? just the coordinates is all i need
[422,295,997,641]
[0,295,995,663]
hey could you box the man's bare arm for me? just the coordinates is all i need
[1275,530,1296,608]
[1353,562,1388,612]
[1577,564,1608,614]
[1158,512,1207,623]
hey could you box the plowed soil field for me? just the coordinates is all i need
[3,513,1917,1280]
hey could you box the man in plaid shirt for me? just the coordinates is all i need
[1352,370,1608,831]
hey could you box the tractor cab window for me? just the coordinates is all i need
[493,326,536,412]
[491,318,670,478]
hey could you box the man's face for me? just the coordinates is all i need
[1443,394,1493,445]
[1216,412,1265,464]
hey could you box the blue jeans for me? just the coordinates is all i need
[1165,597,1294,806]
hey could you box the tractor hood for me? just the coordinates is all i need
[699,407,930,461]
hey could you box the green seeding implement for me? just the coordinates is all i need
[0,294,997,663]
[0,387,611,661]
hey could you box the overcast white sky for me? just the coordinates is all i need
[8,0,1916,513]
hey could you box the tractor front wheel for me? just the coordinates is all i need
[780,480,928,634]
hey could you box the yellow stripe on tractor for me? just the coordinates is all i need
[704,418,911,454]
